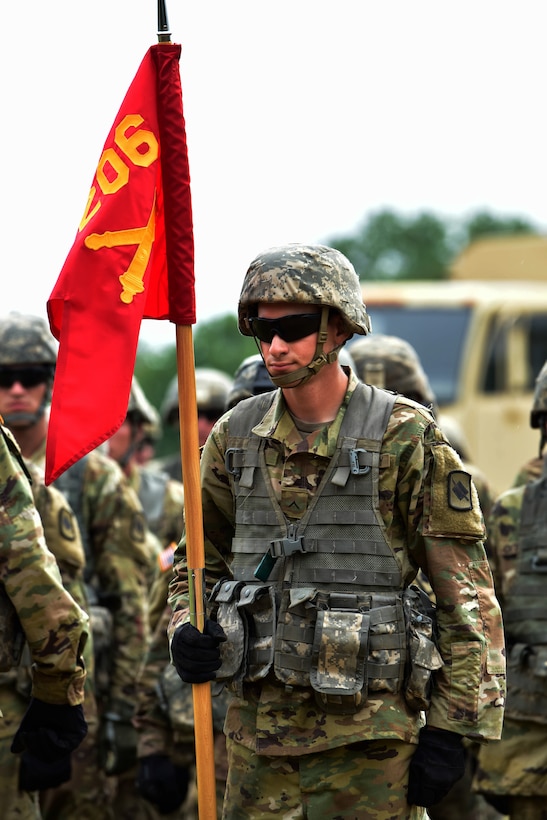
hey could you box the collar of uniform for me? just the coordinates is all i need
[251,369,359,455]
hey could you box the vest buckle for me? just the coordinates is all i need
[349,448,371,475]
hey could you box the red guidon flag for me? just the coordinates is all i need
[45,44,194,484]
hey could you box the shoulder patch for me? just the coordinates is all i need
[131,511,146,542]
[447,470,473,511]
[58,508,77,541]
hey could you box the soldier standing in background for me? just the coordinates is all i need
[474,361,547,818]
[0,420,88,819]
[168,244,505,818]
[155,368,233,481]
[0,313,153,819]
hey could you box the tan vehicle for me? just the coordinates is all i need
[354,235,547,494]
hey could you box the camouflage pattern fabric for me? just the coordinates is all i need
[237,244,371,338]
[168,370,505,759]
[222,735,427,819]
[226,354,274,411]
[0,424,88,818]
[350,333,436,410]
[474,477,547,802]
[0,313,57,366]
[0,424,87,704]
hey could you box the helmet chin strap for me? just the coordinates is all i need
[256,306,342,389]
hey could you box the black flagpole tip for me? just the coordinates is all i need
[157,0,171,42]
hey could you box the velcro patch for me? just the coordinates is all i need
[447,470,473,511]
[131,512,146,542]
[59,508,77,541]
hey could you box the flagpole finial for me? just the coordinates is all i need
[157,0,172,42]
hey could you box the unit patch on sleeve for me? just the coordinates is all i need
[447,470,473,511]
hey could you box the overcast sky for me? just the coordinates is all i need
[2,1,546,349]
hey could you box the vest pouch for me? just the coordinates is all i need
[367,595,407,696]
[310,610,370,715]
[274,588,318,687]
[210,580,247,684]
[237,584,276,682]
[402,587,443,712]
[505,643,547,724]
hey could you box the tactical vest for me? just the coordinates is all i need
[137,468,169,535]
[504,458,547,723]
[210,384,443,714]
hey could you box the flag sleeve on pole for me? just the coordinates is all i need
[45,44,195,484]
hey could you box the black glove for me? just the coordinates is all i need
[407,727,466,807]
[18,751,72,791]
[98,710,138,776]
[171,620,227,684]
[11,699,87,761]
[136,753,190,814]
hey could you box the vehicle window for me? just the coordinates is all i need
[483,312,547,393]
[361,306,471,404]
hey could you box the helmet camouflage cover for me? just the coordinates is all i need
[531,360,547,428]
[226,354,274,410]
[350,333,436,408]
[238,244,371,338]
[161,368,233,425]
[0,313,58,366]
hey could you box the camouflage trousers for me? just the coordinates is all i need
[222,736,427,819]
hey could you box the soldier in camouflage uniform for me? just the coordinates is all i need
[0,313,154,819]
[167,244,506,819]
[473,360,547,819]
[106,377,188,818]
[0,420,88,819]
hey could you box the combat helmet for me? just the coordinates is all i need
[238,244,371,387]
[0,312,58,426]
[161,368,233,426]
[127,377,161,437]
[226,354,275,410]
[350,333,437,412]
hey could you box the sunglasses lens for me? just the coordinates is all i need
[0,367,50,389]
[249,314,321,343]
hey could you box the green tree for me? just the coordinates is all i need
[194,313,256,375]
[328,208,538,282]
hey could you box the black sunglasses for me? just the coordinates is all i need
[248,313,322,344]
[0,366,52,389]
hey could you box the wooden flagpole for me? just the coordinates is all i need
[157,3,218,818]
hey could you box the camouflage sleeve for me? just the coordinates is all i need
[0,429,88,705]
[484,488,524,602]
[168,425,234,636]
[84,452,151,705]
[399,419,506,741]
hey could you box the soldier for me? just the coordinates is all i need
[473,360,547,818]
[157,368,233,481]
[350,333,495,523]
[0,313,153,819]
[0,420,88,819]
[167,244,506,818]
[107,377,187,818]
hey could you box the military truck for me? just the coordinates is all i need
[354,235,547,494]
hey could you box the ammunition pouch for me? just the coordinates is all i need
[505,643,547,724]
[0,583,25,673]
[210,581,442,715]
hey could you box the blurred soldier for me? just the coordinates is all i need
[473,361,547,819]
[225,354,274,411]
[350,333,499,820]
[511,377,547,488]
[168,244,505,818]
[107,377,186,818]
[350,334,495,520]
[135,367,236,819]
[157,368,233,480]
[0,313,153,819]
[0,420,88,819]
